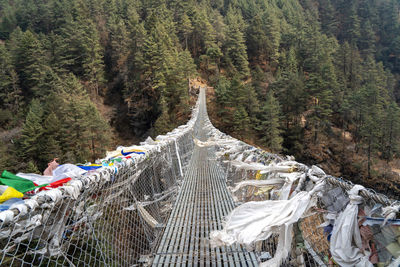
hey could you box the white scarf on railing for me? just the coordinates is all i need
[330,185,373,267]
[210,182,325,267]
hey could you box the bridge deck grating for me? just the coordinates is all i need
[152,89,257,266]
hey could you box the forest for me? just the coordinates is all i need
[0,0,400,194]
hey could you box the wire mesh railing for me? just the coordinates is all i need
[205,103,399,267]
[0,92,200,266]
[1,86,399,266]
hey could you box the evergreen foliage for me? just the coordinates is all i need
[0,0,399,183]
[257,90,283,152]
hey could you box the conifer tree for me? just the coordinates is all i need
[85,103,111,161]
[233,105,250,138]
[154,96,172,135]
[190,7,217,56]
[223,7,250,77]
[257,90,283,152]
[246,13,268,62]
[274,47,306,129]
[359,85,383,178]
[0,43,22,116]
[47,32,74,74]
[18,99,44,164]
[107,16,129,75]
[170,50,197,123]
[178,50,197,82]
[263,11,281,65]
[0,44,14,105]
[59,74,96,162]
[318,0,337,36]
[59,18,105,95]
[40,112,62,167]
[11,29,46,98]
[353,57,389,176]
[381,101,400,162]
[0,7,17,39]
[180,13,193,49]
[81,20,106,95]
[345,6,361,45]
[0,142,11,171]
[25,161,40,174]
[359,20,376,56]
[214,76,234,130]
[305,72,333,143]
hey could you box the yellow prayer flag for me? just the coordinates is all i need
[0,187,23,203]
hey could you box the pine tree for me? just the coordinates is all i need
[246,13,268,62]
[233,105,250,138]
[178,49,197,82]
[344,6,361,45]
[154,96,172,135]
[251,65,268,99]
[59,18,105,95]
[202,44,223,75]
[263,11,280,66]
[0,43,22,116]
[0,44,14,106]
[0,7,17,39]
[10,29,46,98]
[107,16,129,75]
[223,7,250,77]
[359,85,383,178]
[0,142,11,171]
[55,72,111,162]
[214,76,234,130]
[388,36,400,73]
[354,57,389,177]
[210,9,225,48]
[170,50,197,124]
[274,47,306,130]
[381,101,400,162]
[56,19,84,74]
[25,161,40,174]
[305,72,333,143]
[40,112,62,167]
[47,32,75,74]
[180,13,193,49]
[81,20,106,95]
[59,74,93,162]
[318,0,337,36]
[85,103,111,161]
[358,20,375,56]
[190,6,217,57]
[18,99,44,164]
[257,90,283,152]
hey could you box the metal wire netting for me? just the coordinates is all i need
[202,87,399,266]
[1,87,399,266]
[0,93,200,266]
[0,138,197,266]
[219,150,399,266]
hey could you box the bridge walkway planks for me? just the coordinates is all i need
[152,88,258,266]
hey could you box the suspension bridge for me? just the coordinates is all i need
[0,88,399,266]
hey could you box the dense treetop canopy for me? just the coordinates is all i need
[0,0,399,190]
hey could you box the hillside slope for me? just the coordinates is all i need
[0,0,399,196]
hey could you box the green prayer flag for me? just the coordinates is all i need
[1,170,47,193]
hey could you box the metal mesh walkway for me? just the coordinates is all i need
[1,87,399,266]
[152,89,258,266]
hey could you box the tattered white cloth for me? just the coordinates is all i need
[330,185,373,267]
[210,182,324,267]
[16,164,86,185]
